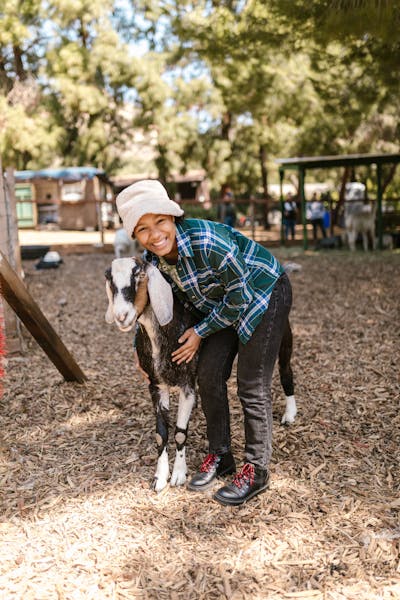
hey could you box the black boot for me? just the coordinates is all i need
[213,463,269,506]
[187,452,236,491]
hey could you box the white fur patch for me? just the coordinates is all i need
[176,389,196,431]
[281,395,297,425]
[110,258,138,331]
[170,448,187,487]
[153,447,170,492]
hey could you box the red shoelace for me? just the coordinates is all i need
[232,463,255,488]
[200,453,218,472]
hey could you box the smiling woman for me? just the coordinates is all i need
[134,214,178,261]
[116,179,296,507]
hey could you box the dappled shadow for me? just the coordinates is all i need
[0,250,399,598]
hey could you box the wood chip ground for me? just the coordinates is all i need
[1,249,399,599]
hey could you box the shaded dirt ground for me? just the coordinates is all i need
[0,249,399,600]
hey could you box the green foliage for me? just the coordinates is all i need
[0,0,399,197]
[181,203,218,221]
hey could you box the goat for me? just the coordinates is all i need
[105,257,297,491]
[344,201,377,252]
[105,257,198,492]
[114,227,142,259]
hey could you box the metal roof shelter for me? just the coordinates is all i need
[14,167,108,183]
[276,152,400,249]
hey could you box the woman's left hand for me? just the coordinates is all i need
[172,327,201,364]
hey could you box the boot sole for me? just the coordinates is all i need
[213,483,269,506]
[187,466,236,492]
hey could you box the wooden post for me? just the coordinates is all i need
[0,161,23,353]
[299,168,308,250]
[250,197,255,241]
[279,168,285,246]
[0,250,87,382]
[93,177,104,246]
[376,162,383,250]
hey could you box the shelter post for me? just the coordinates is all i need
[376,163,383,250]
[279,168,285,245]
[250,196,255,241]
[299,168,308,250]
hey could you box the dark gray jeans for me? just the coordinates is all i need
[197,273,292,469]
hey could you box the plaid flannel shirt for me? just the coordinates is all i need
[144,218,284,344]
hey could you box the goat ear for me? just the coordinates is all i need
[105,280,115,324]
[146,264,173,326]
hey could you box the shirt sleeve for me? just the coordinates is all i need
[193,237,255,339]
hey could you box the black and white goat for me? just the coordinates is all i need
[105,257,198,492]
[105,257,297,491]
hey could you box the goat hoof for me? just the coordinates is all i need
[281,412,297,425]
[170,470,187,487]
[151,476,168,493]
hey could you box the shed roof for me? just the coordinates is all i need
[276,152,400,171]
[15,167,107,182]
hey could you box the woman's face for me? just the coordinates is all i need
[134,213,178,259]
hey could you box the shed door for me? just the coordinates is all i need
[15,184,35,228]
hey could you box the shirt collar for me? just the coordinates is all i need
[175,221,194,258]
[144,220,193,264]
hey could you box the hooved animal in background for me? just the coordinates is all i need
[344,202,377,251]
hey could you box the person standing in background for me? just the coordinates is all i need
[307,193,327,242]
[283,192,297,240]
[218,185,237,228]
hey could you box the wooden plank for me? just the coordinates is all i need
[0,250,87,383]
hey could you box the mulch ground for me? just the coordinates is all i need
[0,248,399,600]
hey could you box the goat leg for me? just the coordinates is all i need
[279,319,297,425]
[170,387,196,486]
[150,385,170,492]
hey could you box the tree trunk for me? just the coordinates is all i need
[13,45,27,81]
[0,162,23,353]
[259,144,270,229]
[155,144,169,184]
[0,56,12,93]
[333,166,350,226]
[221,111,232,140]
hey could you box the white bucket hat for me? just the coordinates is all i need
[116,179,184,236]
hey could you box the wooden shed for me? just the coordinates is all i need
[112,170,210,205]
[14,167,113,231]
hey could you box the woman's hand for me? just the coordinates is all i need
[171,327,201,365]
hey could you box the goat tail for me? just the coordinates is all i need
[279,318,294,397]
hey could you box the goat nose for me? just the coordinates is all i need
[117,312,128,323]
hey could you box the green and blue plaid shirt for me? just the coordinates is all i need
[145,218,284,344]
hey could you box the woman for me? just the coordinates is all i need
[116,179,293,506]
